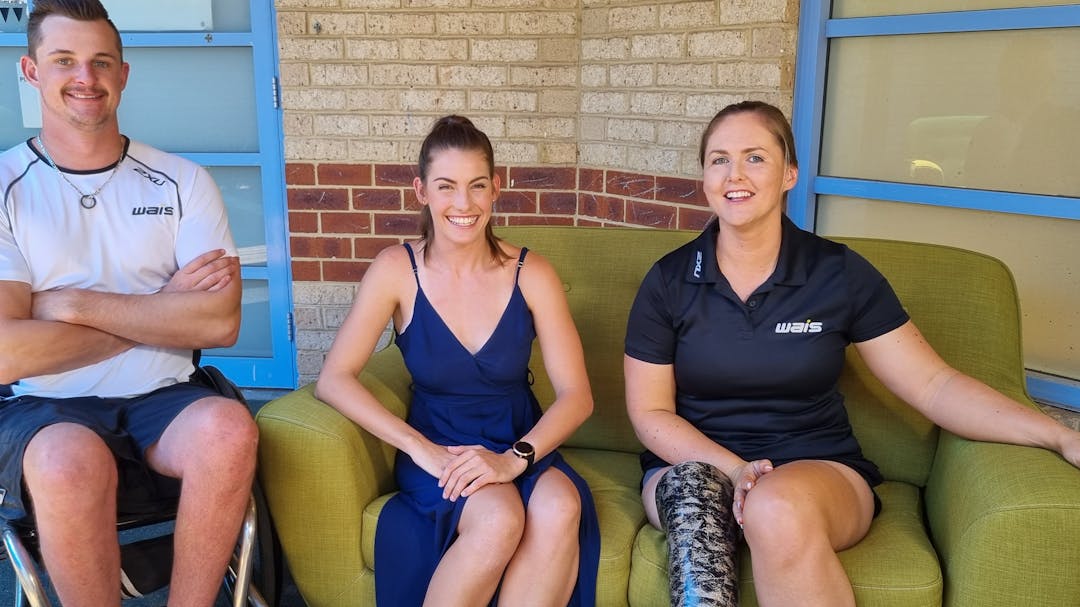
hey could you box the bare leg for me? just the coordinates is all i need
[423,482,525,607]
[145,396,257,607]
[499,468,582,607]
[741,460,875,607]
[22,423,121,607]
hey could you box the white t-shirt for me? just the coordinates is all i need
[0,138,237,398]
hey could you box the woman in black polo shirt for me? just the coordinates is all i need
[624,100,1080,607]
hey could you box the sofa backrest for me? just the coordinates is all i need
[497,227,1030,487]
[833,237,1029,486]
[497,226,694,453]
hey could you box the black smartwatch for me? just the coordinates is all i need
[511,441,535,472]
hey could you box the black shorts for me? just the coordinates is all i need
[0,381,220,523]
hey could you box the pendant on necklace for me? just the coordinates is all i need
[80,194,97,209]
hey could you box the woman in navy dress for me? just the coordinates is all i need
[316,115,599,606]
[624,101,1080,607]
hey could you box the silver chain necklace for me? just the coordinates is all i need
[35,136,124,210]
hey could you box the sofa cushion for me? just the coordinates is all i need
[629,481,942,607]
[360,447,646,607]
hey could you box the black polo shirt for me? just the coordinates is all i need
[625,216,910,486]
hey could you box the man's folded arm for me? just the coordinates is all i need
[31,256,242,351]
[0,280,135,384]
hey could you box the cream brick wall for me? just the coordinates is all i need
[275,0,796,172]
[275,0,798,385]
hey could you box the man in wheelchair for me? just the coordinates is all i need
[0,1,258,604]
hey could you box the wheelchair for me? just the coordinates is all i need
[0,365,281,606]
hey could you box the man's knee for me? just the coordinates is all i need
[181,398,256,455]
[150,397,257,478]
[23,424,117,497]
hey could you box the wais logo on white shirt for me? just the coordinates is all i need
[775,319,823,334]
[132,206,174,216]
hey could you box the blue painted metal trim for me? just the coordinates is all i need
[201,357,292,390]
[179,153,264,165]
[788,0,830,231]
[239,266,269,281]
[814,177,1080,221]
[826,6,1080,37]
[118,32,256,48]
[0,34,27,47]
[1027,373,1080,413]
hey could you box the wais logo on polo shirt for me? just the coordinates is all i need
[132,206,174,216]
[775,319,823,334]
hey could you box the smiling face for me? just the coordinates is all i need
[21,15,128,135]
[701,112,798,231]
[414,147,501,249]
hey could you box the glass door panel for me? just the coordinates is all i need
[205,279,273,359]
[207,166,267,267]
[822,28,1080,198]
[833,1,1071,18]
[1,47,35,149]
[119,48,258,153]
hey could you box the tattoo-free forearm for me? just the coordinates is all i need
[0,317,134,384]
[32,283,240,350]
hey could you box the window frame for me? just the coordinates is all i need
[0,1,296,388]
[791,3,1080,410]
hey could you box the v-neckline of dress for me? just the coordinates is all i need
[411,286,519,358]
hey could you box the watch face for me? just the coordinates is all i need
[513,441,534,458]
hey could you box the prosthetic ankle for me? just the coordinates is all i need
[655,461,739,607]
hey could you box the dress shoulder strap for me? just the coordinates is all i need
[514,247,529,285]
[403,243,420,287]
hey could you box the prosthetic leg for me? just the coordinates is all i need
[655,461,739,607]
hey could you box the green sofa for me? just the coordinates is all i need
[256,226,1080,606]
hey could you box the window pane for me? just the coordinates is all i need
[833,1,1071,18]
[822,29,1080,198]
[119,47,258,153]
[98,0,250,32]
[206,166,267,267]
[817,196,1079,381]
[205,279,272,358]
[209,0,252,32]
[1,49,35,150]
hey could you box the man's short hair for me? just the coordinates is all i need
[27,0,123,60]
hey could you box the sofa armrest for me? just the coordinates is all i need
[925,430,1080,607]
[255,348,411,606]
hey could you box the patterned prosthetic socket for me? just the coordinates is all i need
[655,461,739,607]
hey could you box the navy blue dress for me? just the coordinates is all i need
[374,244,600,606]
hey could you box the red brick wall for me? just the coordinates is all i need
[286,163,714,282]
